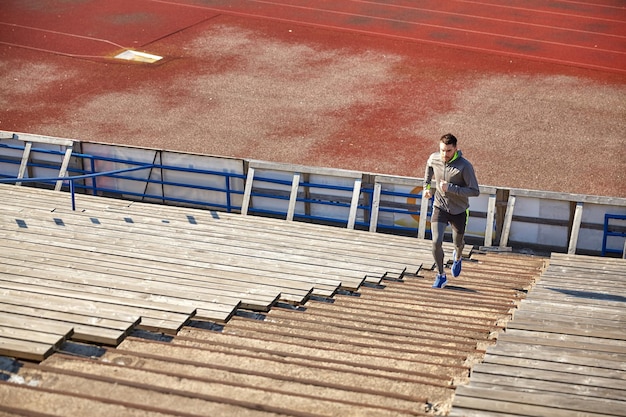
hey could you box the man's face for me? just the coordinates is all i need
[440,142,457,163]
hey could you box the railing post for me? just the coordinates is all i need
[567,201,584,255]
[70,179,76,211]
[418,193,429,240]
[369,182,382,232]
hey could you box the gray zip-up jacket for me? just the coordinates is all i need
[424,150,480,215]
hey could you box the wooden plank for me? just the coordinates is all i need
[0,337,55,362]
[523,288,626,309]
[0,180,428,282]
[0,296,139,333]
[248,159,362,179]
[485,340,626,368]
[456,386,626,416]
[453,387,623,417]
[122,190,431,250]
[15,132,75,147]
[54,145,73,191]
[240,165,255,215]
[286,172,300,222]
[567,201,584,254]
[549,252,626,270]
[478,353,626,381]
[509,187,626,207]
[0,183,131,210]
[0,221,364,291]
[0,311,74,336]
[0,235,322,301]
[0,278,194,330]
[4,206,383,277]
[454,253,626,417]
[506,318,626,340]
[513,307,625,327]
[0,215,351,283]
[2,241,312,305]
[0,324,71,348]
[347,177,361,230]
[369,181,382,232]
[0,259,272,313]
[1,230,349,295]
[0,307,128,347]
[109,209,422,270]
[15,140,31,186]
[496,329,626,354]
[9,202,419,267]
[499,194,515,248]
[418,186,429,240]
[484,193,496,247]
[466,371,625,401]
[99,199,432,269]
[0,293,181,338]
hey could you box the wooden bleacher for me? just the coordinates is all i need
[5,187,623,416]
[450,252,626,416]
[0,183,447,361]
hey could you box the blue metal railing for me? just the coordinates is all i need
[0,165,157,211]
[601,214,626,256]
[0,142,247,213]
[375,187,426,234]
[0,141,427,232]
[245,175,377,228]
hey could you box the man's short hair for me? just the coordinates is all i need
[440,133,457,146]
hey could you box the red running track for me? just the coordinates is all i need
[0,0,220,59]
[155,0,626,73]
[1,0,625,72]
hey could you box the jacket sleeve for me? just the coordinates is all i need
[423,154,434,190]
[449,161,480,197]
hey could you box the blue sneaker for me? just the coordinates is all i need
[452,250,462,277]
[432,273,447,288]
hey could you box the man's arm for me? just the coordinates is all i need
[423,155,434,199]
[447,162,479,197]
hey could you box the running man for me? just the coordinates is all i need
[423,133,480,288]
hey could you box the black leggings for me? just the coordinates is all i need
[431,207,468,274]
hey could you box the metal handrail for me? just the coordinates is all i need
[0,165,156,211]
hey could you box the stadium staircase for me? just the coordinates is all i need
[1,183,624,416]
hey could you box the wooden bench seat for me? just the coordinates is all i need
[0,183,451,362]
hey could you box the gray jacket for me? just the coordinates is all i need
[424,150,480,215]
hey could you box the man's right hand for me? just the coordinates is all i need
[423,189,432,200]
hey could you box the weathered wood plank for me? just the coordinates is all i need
[505,318,626,340]
[466,371,625,401]
[452,253,626,417]
[496,329,626,354]
[0,259,273,313]
[0,226,348,294]
[477,353,626,382]
[0,182,440,270]
[0,337,56,362]
[485,341,626,369]
[0,209,358,284]
[0,310,125,346]
[453,387,624,417]
[2,241,313,305]
[0,278,195,336]
[24,209,404,279]
[0,297,140,333]
[0,325,71,349]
